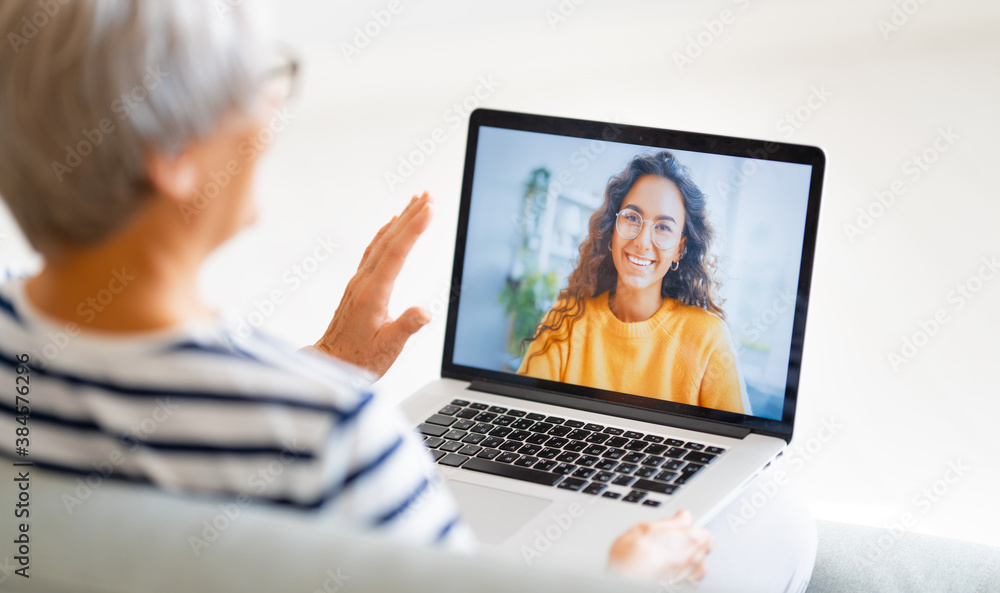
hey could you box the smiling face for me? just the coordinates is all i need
[610,174,687,294]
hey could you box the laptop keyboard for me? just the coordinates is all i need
[417,399,727,508]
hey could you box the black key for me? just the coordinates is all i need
[546,437,570,448]
[453,419,476,431]
[545,416,566,424]
[492,415,515,427]
[511,419,534,430]
[547,426,572,437]
[462,433,486,444]
[706,446,726,455]
[508,430,533,441]
[585,433,610,444]
[439,453,470,467]
[582,483,606,495]
[463,457,562,486]
[642,499,662,507]
[499,440,522,452]
[481,437,504,449]
[518,444,542,456]
[602,448,626,460]
[684,442,706,451]
[417,423,449,437]
[455,408,479,419]
[438,405,460,416]
[514,456,539,467]
[606,436,629,448]
[537,448,561,459]
[488,406,508,414]
[641,456,666,468]
[564,441,587,452]
[673,473,695,486]
[458,444,483,456]
[583,423,604,432]
[654,470,678,482]
[665,438,684,447]
[593,471,615,483]
[525,433,549,445]
[613,475,636,487]
[664,447,688,459]
[566,429,591,440]
[557,477,586,491]
[471,422,494,434]
[663,459,685,471]
[594,459,618,471]
[451,399,470,407]
[683,451,717,465]
[443,429,467,441]
[563,420,585,428]
[602,491,622,499]
[681,463,705,476]
[624,440,648,451]
[572,467,595,479]
[623,490,647,503]
[643,435,664,444]
[431,450,446,462]
[633,479,678,495]
[644,444,667,456]
[624,431,644,439]
[423,436,445,448]
[469,402,488,410]
[496,452,519,463]
[507,409,527,417]
[577,455,599,467]
[555,452,579,463]
[489,426,512,438]
[635,467,657,478]
[602,427,624,436]
[425,414,457,427]
[476,448,501,460]
[583,444,607,456]
[534,459,558,471]
[474,412,498,422]
[526,413,547,421]
[529,422,554,434]
[440,441,464,453]
[552,463,575,475]
[622,452,646,464]
[616,463,638,475]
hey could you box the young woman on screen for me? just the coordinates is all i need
[517,151,746,414]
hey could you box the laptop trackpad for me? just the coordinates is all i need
[447,479,553,545]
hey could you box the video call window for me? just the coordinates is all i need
[453,126,813,421]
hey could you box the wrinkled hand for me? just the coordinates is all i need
[607,510,713,585]
[312,192,434,378]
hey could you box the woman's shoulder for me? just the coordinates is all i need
[663,298,729,340]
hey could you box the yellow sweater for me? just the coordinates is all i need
[517,292,745,414]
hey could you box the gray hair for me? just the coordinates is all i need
[0,0,268,255]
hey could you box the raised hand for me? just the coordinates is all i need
[607,510,713,585]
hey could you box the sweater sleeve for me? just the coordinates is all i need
[696,322,745,414]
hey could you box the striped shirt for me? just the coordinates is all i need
[0,276,473,551]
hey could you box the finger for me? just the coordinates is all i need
[360,215,398,271]
[366,199,434,303]
[689,559,709,582]
[376,306,431,357]
[359,193,431,275]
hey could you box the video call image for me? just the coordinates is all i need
[453,126,814,420]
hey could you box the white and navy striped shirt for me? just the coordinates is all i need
[0,277,473,551]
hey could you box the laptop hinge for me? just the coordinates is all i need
[468,379,752,440]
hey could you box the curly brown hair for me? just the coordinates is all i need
[521,150,725,363]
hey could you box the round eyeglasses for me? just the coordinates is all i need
[261,52,299,103]
[615,209,682,251]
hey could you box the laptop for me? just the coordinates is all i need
[400,108,825,571]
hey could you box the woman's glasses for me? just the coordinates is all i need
[615,209,682,251]
[261,52,299,103]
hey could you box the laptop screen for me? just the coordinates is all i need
[443,110,824,440]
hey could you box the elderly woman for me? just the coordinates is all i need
[0,0,714,585]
